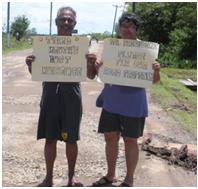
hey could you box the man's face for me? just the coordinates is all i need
[119,21,137,40]
[56,10,76,36]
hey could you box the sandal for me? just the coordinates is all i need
[119,182,133,187]
[92,176,114,187]
[37,179,53,187]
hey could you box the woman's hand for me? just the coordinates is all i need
[152,60,160,72]
[152,60,160,84]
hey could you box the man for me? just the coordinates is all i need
[25,6,95,187]
[92,13,160,187]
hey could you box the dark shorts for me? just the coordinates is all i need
[98,109,145,138]
[37,82,82,143]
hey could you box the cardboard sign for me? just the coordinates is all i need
[32,36,89,82]
[99,38,159,88]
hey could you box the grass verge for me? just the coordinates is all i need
[150,68,197,137]
[3,41,32,54]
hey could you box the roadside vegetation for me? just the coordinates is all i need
[2,15,35,54]
[2,33,32,54]
[150,68,196,137]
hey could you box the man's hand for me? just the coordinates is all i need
[25,55,35,74]
[152,60,160,84]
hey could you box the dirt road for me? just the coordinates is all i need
[2,49,197,187]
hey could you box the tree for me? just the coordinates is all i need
[11,15,30,41]
[124,2,197,68]
[168,3,197,60]
[134,3,182,44]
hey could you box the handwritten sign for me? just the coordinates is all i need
[32,36,89,82]
[99,38,159,88]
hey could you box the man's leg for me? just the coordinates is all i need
[105,132,120,181]
[38,139,57,187]
[66,142,78,185]
[123,137,139,186]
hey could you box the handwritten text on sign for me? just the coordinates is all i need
[99,38,159,88]
[32,36,88,82]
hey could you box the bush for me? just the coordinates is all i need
[160,52,196,69]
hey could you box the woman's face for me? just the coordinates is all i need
[119,21,137,40]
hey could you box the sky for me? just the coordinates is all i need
[2,2,126,35]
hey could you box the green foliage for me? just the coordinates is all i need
[11,15,30,41]
[2,32,32,54]
[136,3,175,43]
[125,2,197,68]
[80,31,111,41]
[162,67,197,81]
[90,31,111,40]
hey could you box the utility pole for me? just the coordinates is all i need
[112,5,122,38]
[49,2,53,35]
[6,2,10,48]
[132,2,136,12]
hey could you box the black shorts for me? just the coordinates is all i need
[98,109,145,138]
[37,82,82,143]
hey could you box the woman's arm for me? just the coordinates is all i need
[152,60,160,84]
